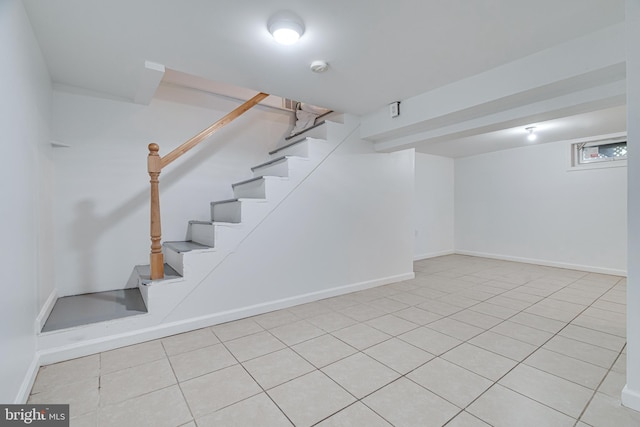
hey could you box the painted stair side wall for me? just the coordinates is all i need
[149,119,363,313]
[164,121,415,323]
[185,152,320,250]
[170,135,344,271]
[149,134,342,295]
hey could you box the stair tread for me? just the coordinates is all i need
[189,220,240,226]
[164,240,213,253]
[284,118,329,141]
[41,288,147,333]
[189,219,214,225]
[251,155,307,171]
[232,175,287,188]
[268,137,325,156]
[136,263,181,282]
[250,156,287,171]
[210,198,267,206]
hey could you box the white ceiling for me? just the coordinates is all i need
[23,0,627,156]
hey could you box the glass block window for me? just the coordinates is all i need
[574,139,627,165]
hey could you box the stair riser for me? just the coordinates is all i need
[163,248,184,276]
[211,201,242,223]
[272,140,336,162]
[190,223,216,246]
[233,179,267,198]
[292,123,327,140]
[271,142,310,159]
[252,161,289,177]
[189,223,239,248]
[211,201,271,224]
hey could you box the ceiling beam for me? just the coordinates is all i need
[361,24,625,151]
[134,61,165,105]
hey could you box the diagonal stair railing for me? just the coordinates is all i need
[146,92,269,279]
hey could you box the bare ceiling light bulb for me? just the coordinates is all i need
[268,11,305,45]
[526,127,537,141]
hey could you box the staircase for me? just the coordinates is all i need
[137,115,346,304]
[38,113,357,358]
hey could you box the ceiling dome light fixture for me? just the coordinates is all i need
[526,126,537,141]
[268,11,305,45]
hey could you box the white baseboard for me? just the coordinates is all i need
[36,271,415,366]
[622,385,640,412]
[455,250,627,277]
[13,288,58,403]
[414,250,455,261]
[15,354,39,404]
[35,289,57,333]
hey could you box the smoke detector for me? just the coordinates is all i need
[310,60,329,73]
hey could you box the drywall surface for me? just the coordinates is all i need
[0,0,52,403]
[455,138,627,274]
[414,153,455,259]
[166,129,415,321]
[622,0,640,412]
[51,85,292,296]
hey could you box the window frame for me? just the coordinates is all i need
[569,133,628,171]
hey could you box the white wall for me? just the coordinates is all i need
[414,152,455,259]
[0,0,52,403]
[167,130,415,321]
[622,0,640,412]
[455,138,627,275]
[52,86,292,296]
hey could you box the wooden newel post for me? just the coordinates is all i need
[148,143,164,279]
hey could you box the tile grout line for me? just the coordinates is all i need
[213,262,620,425]
[573,343,627,426]
[160,339,198,426]
[208,327,298,427]
[374,260,557,424]
[303,265,579,425]
[40,257,626,427]
[95,343,192,424]
[259,290,467,425]
[382,264,617,424]
[450,272,623,424]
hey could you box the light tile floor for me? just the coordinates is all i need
[29,255,640,426]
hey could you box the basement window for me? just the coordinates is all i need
[571,137,627,168]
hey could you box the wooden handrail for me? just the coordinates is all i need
[161,92,269,169]
[147,92,269,279]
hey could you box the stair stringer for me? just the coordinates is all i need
[184,140,340,248]
[160,115,412,324]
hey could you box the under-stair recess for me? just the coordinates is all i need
[38,112,357,359]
